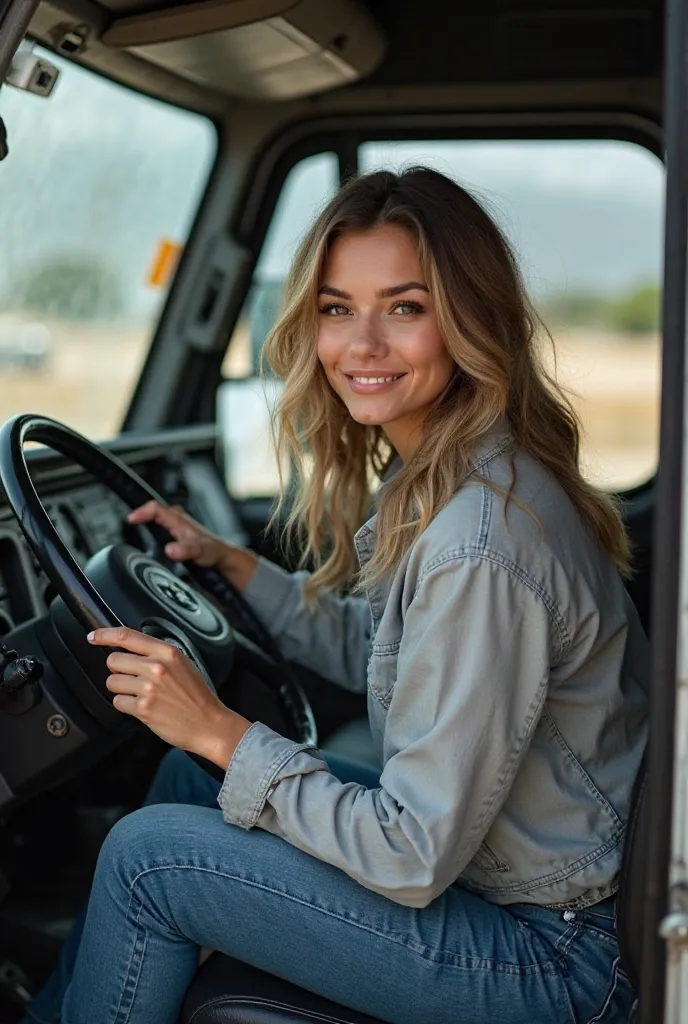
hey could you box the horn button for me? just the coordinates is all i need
[134,559,226,639]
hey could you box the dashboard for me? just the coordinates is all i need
[0,425,247,642]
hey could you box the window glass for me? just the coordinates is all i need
[221,152,338,496]
[0,47,216,440]
[361,140,664,491]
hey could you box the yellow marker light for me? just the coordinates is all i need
[146,239,183,289]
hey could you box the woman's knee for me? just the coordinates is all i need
[97,803,228,889]
[96,805,164,886]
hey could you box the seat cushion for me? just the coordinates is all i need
[181,953,385,1024]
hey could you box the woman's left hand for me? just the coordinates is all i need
[87,627,251,770]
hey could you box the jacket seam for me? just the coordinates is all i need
[461,670,550,862]
[469,432,514,473]
[470,829,625,894]
[220,736,316,828]
[417,546,571,662]
[478,478,493,551]
[542,709,624,825]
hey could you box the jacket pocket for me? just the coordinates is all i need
[368,642,400,708]
[472,841,510,873]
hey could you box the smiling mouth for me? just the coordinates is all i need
[345,373,406,383]
[349,374,403,383]
[343,373,407,394]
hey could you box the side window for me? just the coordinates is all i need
[361,140,664,492]
[220,152,338,497]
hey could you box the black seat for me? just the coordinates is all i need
[180,952,384,1024]
[181,751,647,1024]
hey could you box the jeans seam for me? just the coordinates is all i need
[554,922,580,958]
[585,955,625,1024]
[112,891,147,1024]
[576,922,621,947]
[128,863,559,976]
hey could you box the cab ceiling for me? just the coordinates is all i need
[25,0,665,130]
[92,0,665,85]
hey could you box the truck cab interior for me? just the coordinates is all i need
[0,0,674,1021]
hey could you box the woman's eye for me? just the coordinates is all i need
[319,303,351,317]
[391,301,424,316]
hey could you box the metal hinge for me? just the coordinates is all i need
[659,912,688,954]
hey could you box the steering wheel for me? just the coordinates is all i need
[0,414,317,771]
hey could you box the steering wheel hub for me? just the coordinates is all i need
[130,553,230,641]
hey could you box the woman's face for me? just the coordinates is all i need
[317,224,455,461]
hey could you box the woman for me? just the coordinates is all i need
[24,168,647,1024]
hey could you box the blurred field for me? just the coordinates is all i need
[540,328,661,489]
[0,317,661,493]
[0,319,150,442]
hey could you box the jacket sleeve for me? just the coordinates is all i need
[240,557,371,694]
[218,554,555,907]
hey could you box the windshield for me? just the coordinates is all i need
[0,47,216,440]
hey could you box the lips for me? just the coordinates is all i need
[349,374,403,384]
[344,372,407,394]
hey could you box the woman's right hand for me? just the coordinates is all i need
[128,501,259,593]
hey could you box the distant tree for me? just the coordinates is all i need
[540,291,612,329]
[610,283,661,334]
[17,256,124,321]
[541,281,661,335]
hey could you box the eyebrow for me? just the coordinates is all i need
[318,281,429,300]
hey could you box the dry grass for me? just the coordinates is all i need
[541,329,660,489]
[0,319,150,442]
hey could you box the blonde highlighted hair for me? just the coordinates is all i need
[263,167,630,597]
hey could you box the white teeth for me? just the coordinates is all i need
[352,375,401,384]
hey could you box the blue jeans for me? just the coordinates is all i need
[24,748,635,1024]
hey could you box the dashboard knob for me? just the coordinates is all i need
[2,655,43,692]
[0,653,44,713]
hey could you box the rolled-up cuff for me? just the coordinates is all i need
[217,720,325,829]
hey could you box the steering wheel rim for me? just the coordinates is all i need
[0,414,164,632]
[0,413,317,747]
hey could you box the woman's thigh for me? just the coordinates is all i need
[65,801,619,1024]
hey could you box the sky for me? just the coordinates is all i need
[257,143,665,299]
[0,46,666,326]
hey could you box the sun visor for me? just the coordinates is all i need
[101,0,386,100]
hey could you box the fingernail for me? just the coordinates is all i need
[87,631,96,643]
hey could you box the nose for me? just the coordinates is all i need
[348,312,388,361]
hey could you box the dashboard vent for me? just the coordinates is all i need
[0,538,34,629]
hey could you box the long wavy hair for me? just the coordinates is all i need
[263,167,630,597]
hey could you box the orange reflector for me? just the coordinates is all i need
[146,239,183,289]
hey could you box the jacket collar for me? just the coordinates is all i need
[356,421,513,541]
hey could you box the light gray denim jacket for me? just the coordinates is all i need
[218,425,649,910]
